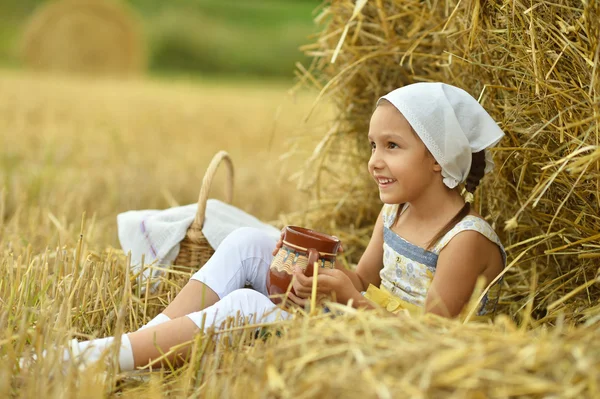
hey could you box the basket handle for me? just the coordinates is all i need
[192,151,234,229]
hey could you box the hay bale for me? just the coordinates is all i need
[20,0,145,76]
[291,0,600,326]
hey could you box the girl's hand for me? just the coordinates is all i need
[287,291,326,307]
[289,266,357,305]
[272,228,286,256]
[332,236,344,255]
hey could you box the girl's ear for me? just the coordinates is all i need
[425,149,442,172]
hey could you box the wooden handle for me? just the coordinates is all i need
[191,151,234,229]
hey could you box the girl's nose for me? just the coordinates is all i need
[368,150,384,170]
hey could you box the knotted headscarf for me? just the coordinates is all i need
[378,83,505,189]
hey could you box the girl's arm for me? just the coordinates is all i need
[335,207,385,292]
[424,230,491,318]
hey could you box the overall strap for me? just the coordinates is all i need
[431,216,506,266]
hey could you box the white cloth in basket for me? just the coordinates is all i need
[117,199,281,281]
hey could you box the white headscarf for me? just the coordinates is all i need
[378,82,505,189]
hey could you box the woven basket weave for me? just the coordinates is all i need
[173,151,234,269]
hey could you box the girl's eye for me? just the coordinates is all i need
[370,141,376,150]
[387,142,399,149]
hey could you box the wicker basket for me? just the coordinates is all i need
[173,151,234,270]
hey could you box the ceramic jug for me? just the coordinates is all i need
[267,226,340,304]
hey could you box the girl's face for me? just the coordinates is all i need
[367,102,441,204]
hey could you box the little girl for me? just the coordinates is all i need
[45,82,507,372]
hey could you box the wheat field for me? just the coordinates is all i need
[0,69,333,397]
[0,70,333,254]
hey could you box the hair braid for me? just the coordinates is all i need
[425,151,487,250]
[465,150,486,193]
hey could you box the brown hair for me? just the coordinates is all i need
[392,151,487,250]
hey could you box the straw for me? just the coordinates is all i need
[290,0,600,326]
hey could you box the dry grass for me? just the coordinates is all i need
[0,69,339,397]
[4,244,600,398]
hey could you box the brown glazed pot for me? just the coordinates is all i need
[267,226,340,304]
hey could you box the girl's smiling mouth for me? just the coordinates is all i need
[375,176,397,188]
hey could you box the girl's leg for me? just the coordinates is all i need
[139,280,217,330]
[144,227,275,327]
[75,289,288,370]
[25,229,277,370]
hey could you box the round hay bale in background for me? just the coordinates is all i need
[20,0,145,76]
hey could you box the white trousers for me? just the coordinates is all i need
[186,227,290,331]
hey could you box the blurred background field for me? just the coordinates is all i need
[0,0,320,79]
[0,0,332,256]
[0,70,332,257]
